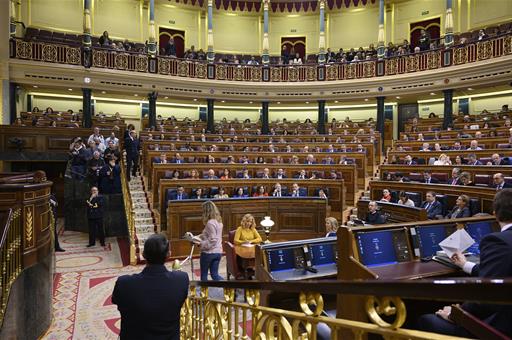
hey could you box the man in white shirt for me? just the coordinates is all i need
[88,127,105,146]
[272,183,283,197]
[467,139,482,150]
[104,131,119,147]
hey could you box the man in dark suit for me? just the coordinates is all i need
[422,170,439,184]
[493,173,512,191]
[274,168,287,179]
[466,153,482,166]
[171,153,184,164]
[124,130,140,181]
[113,233,189,340]
[86,186,105,247]
[420,191,443,219]
[153,153,168,164]
[448,168,463,185]
[491,153,510,166]
[365,201,386,224]
[404,155,416,166]
[418,189,512,337]
[169,186,189,200]
[164,38,177,57]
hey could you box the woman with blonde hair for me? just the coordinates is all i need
[434,153,452,165]
[198,201,224,281]
[325,217,339,237]
[234,214,263,245]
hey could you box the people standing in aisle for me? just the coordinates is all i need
[124,130,140,181]
[86,186,105,247]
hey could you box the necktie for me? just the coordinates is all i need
[427,178,430,184]
[178,194,182,200]
[426,203,431,211]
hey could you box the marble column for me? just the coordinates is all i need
[318,100,326,134]
[443,89,454,129]
[318,0,326,64]
[444,0,454,47]
[207,99,215,132]
[148,92,157,129]
[376,96,385,134]
[261,101,269,134]
[377,0,385,59]
[261,0,270,65]
[148,0,157,56]
[207,0,215,62]
[82,88,92,128]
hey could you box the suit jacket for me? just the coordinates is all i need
[87,196,104,219]
[421,177,439,184]
[447,177,463,185]
[124,137,140,159]
[366,212,386,225]
[169,192,189,200]
[496,158,511,166]
[495,182,512,190]
[165,43,177,56]
[420,200,443,219]
[112,265,189,340]
[446,206,471,219]
[462,228,512,336]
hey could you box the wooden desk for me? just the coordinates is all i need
[392,136,511,152]
[357,199,428,223]
[369,261,457,280]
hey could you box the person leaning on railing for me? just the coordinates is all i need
[418,189,512,337]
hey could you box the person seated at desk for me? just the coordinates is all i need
[418,189,512,337]
[446,195,471,219]
[234,214,263,245]
[366,201,386,224]
[459,172,475,186]
[466,154,482,166]
[325,217,339,237]
[153,153,168,164]
[220,168,231,180]
[420,191,443,219]
[233,187,248,198]
[494,173,512,191]
[422,170,439,184]
[272,183,285,197]
[253,185,268,197]
[192,188,205,199]
[289,183,305,197]
[381,189,392,202]
[397,191,415,207]
[205,169,218,180]
[214,187,229,199]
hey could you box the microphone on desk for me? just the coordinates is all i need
[302,245,318,273]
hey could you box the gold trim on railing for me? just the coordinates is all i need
[0,208,22,326]
[120,158,136,265]
[180,285,463,339]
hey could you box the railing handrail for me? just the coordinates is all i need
[0,208,14,252]
[191,278,512,304]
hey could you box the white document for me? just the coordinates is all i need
[183,232,201,244]
[438,229,475,258]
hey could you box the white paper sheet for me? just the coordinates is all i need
[438,229,475,258]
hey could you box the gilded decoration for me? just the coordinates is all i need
[477,41,493,61]
[15,40,32,59]
[306,66,317,81]
[288,66,299,81]
[216,64,227,80]
[135,55,148,72]
[42,44,57,62]
[234,66,244,81]
[427,51,441,69]
[505,36,512,54]
[406,55,419,72]
[345,63,356,79]
[177,61,189,77]
[115,53,128,70]
[363,61,376,77]
[251,66,262,81]
[365,296,406,329]
[326,64,338,80]
[92,50,107,68]
[385,58,397,75]
[158,58,170,75]
[453,46,468,65]
[65,47,81,65]
[195,63,207,79]
[270,67,282,81]
[24,205,34,248]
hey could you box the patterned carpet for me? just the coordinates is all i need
[42,229,226,340]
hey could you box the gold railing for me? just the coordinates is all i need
[0,208,22,326]
[120,158,137,265]
[181,279,512,339]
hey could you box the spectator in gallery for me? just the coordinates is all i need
[112,233,189,340]
[86,186,105,247]
[99,31,111,47]
[233,187,248,198]
[88,126,105,145]
[69,137,87,180]
[477,29,488,41]
[446,195,471,219]
[325,217,339,237]
[281,45,289,65]
[292,52,302,65]
[253,185,268,197]
[381,189,392,202]
[164,37,177,57]
[366,201,386,225]
[418,29,431,51]
[105,131,119,146]
[193,201,224,281]
[234,214,263,245]
[247,56,259,65]
[397,191,415,207]
[87,150,105,187]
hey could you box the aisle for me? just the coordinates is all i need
[42,226,226,340]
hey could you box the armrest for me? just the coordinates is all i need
[450,305,511,340]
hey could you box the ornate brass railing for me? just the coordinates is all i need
[10,33,512,82]
[0,208,22,326]
[181,279,512,339]
[120,158,137,265]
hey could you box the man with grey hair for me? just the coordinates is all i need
[366,201,386,224]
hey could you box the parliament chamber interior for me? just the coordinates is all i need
[1,0,512,339]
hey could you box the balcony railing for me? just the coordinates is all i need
[9,33,512,82]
